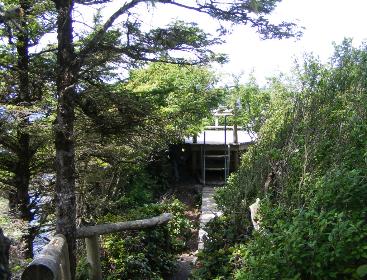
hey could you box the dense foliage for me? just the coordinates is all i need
[0,0,56,258]
[124,63,222,137]
[196,40,367,279]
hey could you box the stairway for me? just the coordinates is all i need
[201,148,230,185]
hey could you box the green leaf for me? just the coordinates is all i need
[356,264,367,277]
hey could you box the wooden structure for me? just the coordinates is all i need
[186,128,253,184]
[180,108,255,185]
[22,213,172,280]
[184,127,254,185]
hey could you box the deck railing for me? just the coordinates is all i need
[22,213,172,280]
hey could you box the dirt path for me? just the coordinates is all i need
[167,184,202,280]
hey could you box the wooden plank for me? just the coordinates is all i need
[205,167,226,171]
[190,143,251,152]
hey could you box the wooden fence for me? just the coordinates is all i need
[21,213,172,280]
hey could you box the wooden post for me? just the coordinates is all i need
[85,235,102,280]
[22,214,173,279]
[22,234,70,280]
[191,151,197,175]
[60,237,72,280]
[233,123,238,144]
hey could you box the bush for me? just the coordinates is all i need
[234,206,367,279]
[193,213,252,280]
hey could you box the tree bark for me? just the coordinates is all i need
[53,0,77,278]
[21,234,71,280]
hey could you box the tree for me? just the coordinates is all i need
[0,228,10,280]
[50,0,301,278]
[224,75,271,137]
[124,62,222,137]
[73,62,221,224]
[0,0,56,258]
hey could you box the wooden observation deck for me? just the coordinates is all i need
[184,109,255,185]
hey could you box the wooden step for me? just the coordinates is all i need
[205,167,226,171]
[204,155,228,158]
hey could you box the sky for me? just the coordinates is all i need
[76,0,367,85]
[217,0,367,84]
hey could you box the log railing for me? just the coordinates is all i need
[22,213,172,280]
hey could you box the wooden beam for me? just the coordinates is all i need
[76,213,172,238]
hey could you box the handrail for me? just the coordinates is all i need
[77,213,172,238]
[205,125,243,130]
[22,213,173,280]
[22,234,71,280]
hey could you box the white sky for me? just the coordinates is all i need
[75,0,367,84]
[217,0,367,84]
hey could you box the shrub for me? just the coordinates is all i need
[192,213,252,280]
[234,205,367,279]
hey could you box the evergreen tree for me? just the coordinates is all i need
[0,0,56,257]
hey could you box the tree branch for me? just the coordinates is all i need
[0,135,19,153]
[29,47,58,58]
[78,0,145,61]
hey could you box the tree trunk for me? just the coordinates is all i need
[0,228,10,280]
[8,132,33,258]
[7,0,34,259]
[53,0,77,278]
